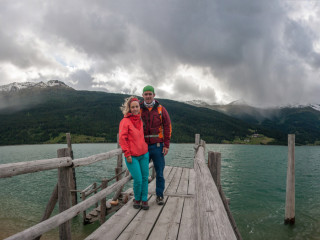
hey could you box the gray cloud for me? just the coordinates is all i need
[0,0,320,107]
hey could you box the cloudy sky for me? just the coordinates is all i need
[1,0,320,107]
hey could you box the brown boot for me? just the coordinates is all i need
[133,199,141,209]
[141,201,149,210]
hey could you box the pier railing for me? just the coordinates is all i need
[194,134,242,240]
[0,133,154,240]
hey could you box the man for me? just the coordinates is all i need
[140,85,172,205]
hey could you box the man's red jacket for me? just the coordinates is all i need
[140,100,172,148]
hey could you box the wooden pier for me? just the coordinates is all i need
[1,134,241,240]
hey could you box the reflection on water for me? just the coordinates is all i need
[1,143,320,239]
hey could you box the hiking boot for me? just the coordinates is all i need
[156,196,164,205]
[133,199,141,209]
[141,201,149,210]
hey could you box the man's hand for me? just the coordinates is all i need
[162,147,169,156]
[127,156,132,163]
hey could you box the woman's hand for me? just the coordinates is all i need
[127,156,132,163]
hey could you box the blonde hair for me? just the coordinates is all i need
[120,96,139,115]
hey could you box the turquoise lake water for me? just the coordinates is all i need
[0,143,320,240]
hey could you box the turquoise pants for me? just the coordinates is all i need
[125,152,149,202]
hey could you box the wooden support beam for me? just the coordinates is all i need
[195,134,200,145]
[117,133,123,168]
[93,183,98,208]
[100,179,108,224]
[112,170,129,201]
[66,133,77,206]
[285,134,295,224]
[57,148,72,240]
[208,151,221,188]
[81,192,87,224]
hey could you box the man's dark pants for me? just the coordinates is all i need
[148,143,165,197]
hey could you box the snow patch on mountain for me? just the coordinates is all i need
[310,104,320,112]
[0,80,72,92]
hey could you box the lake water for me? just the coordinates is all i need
[0,143,320,240]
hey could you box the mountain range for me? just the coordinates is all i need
[1,81,320,145]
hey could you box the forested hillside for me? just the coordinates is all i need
[0,88,262,145]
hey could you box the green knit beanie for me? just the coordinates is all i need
[143,85,155,93]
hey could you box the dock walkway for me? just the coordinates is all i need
[86,166,195,240]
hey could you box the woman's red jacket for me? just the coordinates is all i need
[119,114,148,157]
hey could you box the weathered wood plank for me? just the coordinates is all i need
[176,168,189,195]
[177,198,195,240]
[85,198,140,240]
[165,167,183,194]
[117,195,168,240]
[0,157,72,178]
[148,196,184,240]
[72,148,122,167]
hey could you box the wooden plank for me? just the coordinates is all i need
[165,167,183,194]
[84,198,140,240]
[176,168,189,195]
[148,196,184,240]
[188,169,195,195]
[117,195,168,240]
[0,157,72,178]
[72,148,122,167]
[177,198,195,240]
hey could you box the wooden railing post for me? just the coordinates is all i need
[200,139,206,151]
[208,151,221,189]
[195,134,200,145]
[93,182,98,208]
[57,148,72,240]
[100,179,108,224]
[117,133,123,170]
[285,134,295,224]
[81,191,87,224]
[112,133,124,201]
[66,133,77,206]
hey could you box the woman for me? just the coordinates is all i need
[119,96,149,210]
